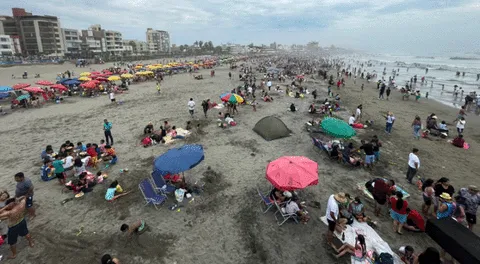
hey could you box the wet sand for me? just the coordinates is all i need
[0,61,478,263]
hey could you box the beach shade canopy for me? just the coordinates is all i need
[0,86,13,92]
[220,92,244,104]
[253,116,291,141]
[23,86,45,93]
[266,156,318,191]
[35,80,54,86]
[90,71,101,75]
[108,75,121,81]
[121,73,134,78]
[78,76,92,81]
[94,77,108,82]
[79,72,91,76]
[321,117,356,138]
[50,84,68,92]
[0,92,10,99]
[80,81,98,89]
[16,94,30,101]
[153,144,204,176]
[63,79,81,86]
[12,83,30,90]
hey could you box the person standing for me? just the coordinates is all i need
[456,117,466,135]
[458,185,480,230]
[385,112,395,134]
[267,80,272,91]
[228,72,232,79]
[386,86,391,100]
[103,119,113,145]
[188,98,196,118]
[0,197,34,259]
[325,193,346,247]
[390,191,408,234]
[355,105,362,122]
[201,99,210,118]
[14,173,35,220]
[360,140,375,169]
[109,91,115,103]
[379,82,386,99]
[406,149,420,184]
[411,116,422,140]
[371,135,382,161]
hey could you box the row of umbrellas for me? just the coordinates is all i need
[152,144,319,192]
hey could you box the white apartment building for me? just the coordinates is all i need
[146,28,170,53]
[0,34,14,55]
[62,28,81,56]
[105,30,123,55]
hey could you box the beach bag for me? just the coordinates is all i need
[175,189,186,203]
[375,253,394,264]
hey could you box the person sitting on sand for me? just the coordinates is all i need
[105,180,130,201]
[86,143,98,168]
[398,245,416,264]
[334,234,367,260]
[186,121,192,131]
[348,197,369,222]
[120,220,148,239]
[284,194,310,224]
[451,134,465,148]
[101,254,120,264]
[103,145,117,164]
[163,121,171,131]
[73,157,87,177]
[144,122,154,134]
[290,103,297,112]
[263,93,273,102]
[308,103,317,114]
[403,208,425,232]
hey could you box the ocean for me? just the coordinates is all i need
[347,55,480,108]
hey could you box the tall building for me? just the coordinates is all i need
[104,29,123,55]
[80,24,106,57]
[62,28,81,57]
[0,8,64,56]
[0,35,16,55]
[146,28,170,53]
[124,39,149,55]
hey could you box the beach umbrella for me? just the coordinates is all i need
[0,92,10,99]
[50,84,68,92]
[153,144,204,176]
[266,156,318,191]
[94,77,109,82]
[23,86,45,93]
[0,86,13,92]
[80,81,98,89]
[108,75,121,81]
[79,72,91,76]
[16,94,30,101]
[90,71,101,75]
[102,70,113,75]
[35,80,54,86]
[220,92,244,104]
[63,79,80,86]
[12,83,30,90]
[321,117,356,138]
[121,73,134,79]
[78,76,92,81]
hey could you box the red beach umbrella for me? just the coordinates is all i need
[23,86,45,93]
[80,81,98,89]
[266,156,318,191]
[35,80,54,86]
[90,71,101,75]
[93,77,109,82]
[12,83,30,90]
[50,84,68,92]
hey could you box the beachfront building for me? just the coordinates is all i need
[105,29,123,55]
[80,24,107,58]
[0,35,15,55]
[62,28,82,58]
[0,8,64,56]
[123,40,149,56]
[146,28,170,54]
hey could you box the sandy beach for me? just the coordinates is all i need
[0,59,478,264]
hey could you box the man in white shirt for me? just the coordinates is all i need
[187,98,195,117]
[406,148,420,184]
[109,91,115,102]
[355,105,362,121]
[325,193,346,246]
[348,114,356,125]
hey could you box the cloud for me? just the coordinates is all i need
[0,0,479,54]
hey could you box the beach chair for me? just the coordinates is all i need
[274,200,299,226]
[257,187,274,213]
[139,178,166,209]
[151,170,176,195]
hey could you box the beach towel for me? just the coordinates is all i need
[176,128,191,137]
[357,181,410,199]
[163,135,175,144]
[320,216,401,264]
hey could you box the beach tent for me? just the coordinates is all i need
[253,116,291,141]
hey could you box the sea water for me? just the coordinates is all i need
[348,54,480,108]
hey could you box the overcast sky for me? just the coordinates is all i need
[1,0,479,55]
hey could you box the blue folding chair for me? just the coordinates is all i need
[257,187,274,213]
[151,170,176,195]
[139,178,166,209]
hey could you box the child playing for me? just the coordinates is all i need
[103,145,118,164]
[52,154,66,185]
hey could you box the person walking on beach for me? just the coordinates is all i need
[412,116,422,139]
[201,99,210,118]
[355,105,362,122]
[457,185,480,231]
[0,197,34,259]
[406,148,420,184]
[386,86,391,100]
[385,112,395,134]
[109,91,115,103]
[188,98,196,118]
[228,72,232,79]
[103,119,113,145]
[379,82,386,99]
[14,172,35,220]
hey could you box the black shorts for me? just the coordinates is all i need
[189,110,194,115]
[466,212,477,225]
[56,172,65,179]
[8,219,29,245]
[423,194,432,206]
[327,219,336,232]
[111,98,116,102]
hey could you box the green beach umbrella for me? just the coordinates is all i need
[321,117,356,138]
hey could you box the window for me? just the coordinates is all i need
[1,45,11,49]
[0,38,8,42]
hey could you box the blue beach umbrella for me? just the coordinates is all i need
[153,144,204,176]
[63,79,81,86]
[0,86,13,92]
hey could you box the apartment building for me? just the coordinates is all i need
[105,30,123,55]
[62,28,81,56]
[146,28,170,53]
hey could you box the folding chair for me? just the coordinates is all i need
[138,178,166,209]
[257,187,274,213]
[150,170,176,195]
[274,200,299,226]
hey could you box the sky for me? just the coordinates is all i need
[1,0,480,55]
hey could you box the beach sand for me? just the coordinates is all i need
[0,61,478,263]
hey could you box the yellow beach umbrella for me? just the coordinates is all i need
[78,76,92,81]
[79,72,91,76]
[121,73,134,79]
[108,75,121,81]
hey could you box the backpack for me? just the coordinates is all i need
[375,253,394,264]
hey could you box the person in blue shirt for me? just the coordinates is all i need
[76,142,86,152]
[103,119,114,145]
[40,159,55,181]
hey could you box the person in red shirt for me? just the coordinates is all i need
[367,178,395,216]
[390,191,409,234]
[404,208,425,232]
[451,134,465,148]
[86,143,98,168]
